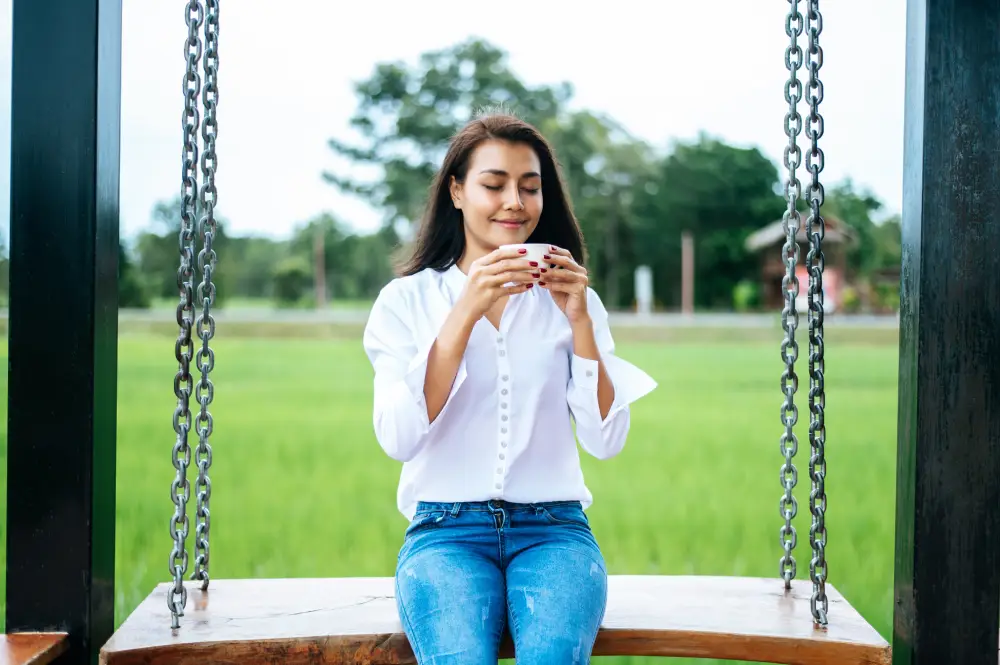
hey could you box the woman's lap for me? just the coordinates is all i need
[395,500,607,665]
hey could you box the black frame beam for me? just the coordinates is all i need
[7,1,121,664]
[894,0,1000,664]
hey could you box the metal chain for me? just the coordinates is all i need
[169,0,204,630]
[191,0,219,593]
[804,0,828,626]
[778,0,803,590]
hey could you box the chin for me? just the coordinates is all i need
[488,223,534,246]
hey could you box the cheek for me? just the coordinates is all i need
[527,192,543,219]
[466,189,501,219]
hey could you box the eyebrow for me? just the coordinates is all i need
[478,169,541,178]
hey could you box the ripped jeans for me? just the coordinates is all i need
[394,499,608,665]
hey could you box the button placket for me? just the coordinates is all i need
[495,333,510,494]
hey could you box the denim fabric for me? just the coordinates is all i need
[395,499,608,664]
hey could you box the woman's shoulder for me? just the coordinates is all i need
[372,267,448,311]
[379,266,445,294]
[584,286,610,320]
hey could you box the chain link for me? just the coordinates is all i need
[169,0,205,630]
[191,0,219,593]
[779,0,803,590]
[804,0,828,626]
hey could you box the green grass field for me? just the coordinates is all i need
[0,324,900,665]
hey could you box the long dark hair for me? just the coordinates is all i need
[396,112,587,276]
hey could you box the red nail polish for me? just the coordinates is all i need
[539,281,546,286]
[532,273,540,278]
[540,268,548,273]
[518,249,527,254]
[529,261,538,267]
[526,283,534,289]
[543,254,551,259]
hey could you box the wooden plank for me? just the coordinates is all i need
[99,576,890,665]
[0,634,69,665]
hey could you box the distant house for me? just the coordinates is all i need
[744,215,855,312]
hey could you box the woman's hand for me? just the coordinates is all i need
[456,247,540,321]
[540,245,590,326]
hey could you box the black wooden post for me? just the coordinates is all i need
[7,1,121,664]
[894,0,1000,663]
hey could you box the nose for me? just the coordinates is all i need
[503,185,524,211]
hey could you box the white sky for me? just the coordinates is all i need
[1,0,906,242]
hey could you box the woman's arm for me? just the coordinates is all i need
[570,317,615,420]
[424,303,479,423]
[566,289,658,460]
[363,285,473,462]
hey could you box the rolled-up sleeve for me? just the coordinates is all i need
[567,289,657,460]
[362,283,468,462]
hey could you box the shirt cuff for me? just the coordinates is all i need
[570,353,657,425]
[402,336,468,427]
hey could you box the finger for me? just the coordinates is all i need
[539,267,588,284]
[539,280,585,292]
[545,253,586,273]
[546,245,574,257]
[482,246,531,265]
[543,254,585,274]
[504,282,535,296]
[484,257,538,275]
[490,270,540,286]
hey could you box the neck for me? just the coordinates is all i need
[456,236,493,274]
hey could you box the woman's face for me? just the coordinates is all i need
[450,139,543,260]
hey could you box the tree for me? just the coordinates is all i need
[271,256,312,306]
[324,38,572,229]
[118,242,150,308]
[543,111,659,306]
[631,134,785,309]
[285,213,401,304]
[822,178,899,276]
[322,38,669,308]
[135,197,232,307]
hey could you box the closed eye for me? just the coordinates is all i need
[483,185,540,193]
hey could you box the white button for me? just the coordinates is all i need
[496,467,503,474]
[501,388,508,395]
[501,427,507,434]
[499,350,506,357]
[499,453,506,460]
[500,441,507,448]
[586,370,594,377]
[501,415,508,422]
[502,375,509,381]
[495,483,502,489]
[501,402,508,409]
[497,336,503,343]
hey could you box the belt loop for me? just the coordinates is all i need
[450,502,461,517]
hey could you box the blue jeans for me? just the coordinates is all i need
[395,499,608,664]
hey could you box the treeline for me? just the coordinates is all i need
[118,199,399,309]
[117,38,900,312]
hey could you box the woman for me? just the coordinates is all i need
[362,112,657,664]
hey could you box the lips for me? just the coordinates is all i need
[492,218,526,228]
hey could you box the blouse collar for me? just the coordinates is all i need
[442,263,467,295]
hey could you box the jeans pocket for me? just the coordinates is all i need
[404,510,447,537]
[539,504,589,527]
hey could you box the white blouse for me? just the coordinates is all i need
[362,263,658,520]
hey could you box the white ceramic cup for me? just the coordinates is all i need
[500,243,555,270]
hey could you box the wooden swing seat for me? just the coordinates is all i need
[99,575,890,665]
[0,633,69,665]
